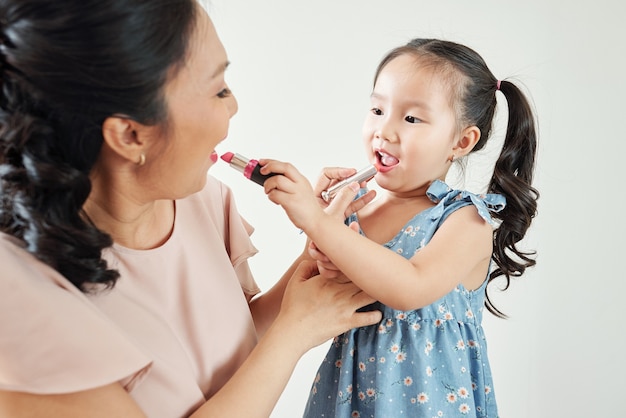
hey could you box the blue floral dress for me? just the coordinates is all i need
[303,180,506,418]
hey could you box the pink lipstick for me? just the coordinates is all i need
[220,152,277,186]
[321,164,378,202]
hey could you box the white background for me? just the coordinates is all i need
[207,1,625,417]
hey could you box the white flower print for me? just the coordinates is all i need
[459,403,471,414]
[424,340,434,356]
[457,387,469,398]
[467,339,479,349]
[416,392,429,404]
[446,392,457,403]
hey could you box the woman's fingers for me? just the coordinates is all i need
[279,261,380,349]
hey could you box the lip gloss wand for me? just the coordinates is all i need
[320,164,378,202]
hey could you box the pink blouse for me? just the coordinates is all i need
[0,176,260,418]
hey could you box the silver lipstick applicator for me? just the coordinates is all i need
[321,164,378,202]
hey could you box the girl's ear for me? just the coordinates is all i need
[453,125,481,158]
[101,116,147,165]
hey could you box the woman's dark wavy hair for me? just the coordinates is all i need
[374,39,539,317]
[0,0,197,291]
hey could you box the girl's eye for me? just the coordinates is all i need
[371,108,383,116]
[217,87,232,98]
[405,115,422,124]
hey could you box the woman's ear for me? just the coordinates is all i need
[453,125,481,158]
[101,116,146,165]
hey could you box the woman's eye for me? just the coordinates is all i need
[405,115,422,123]
[371,108,383,116]
[217,88,232,98]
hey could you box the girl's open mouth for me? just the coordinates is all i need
[376,150,399,171]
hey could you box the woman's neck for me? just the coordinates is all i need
[83,193,175,250]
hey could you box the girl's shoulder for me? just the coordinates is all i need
[426,179,506,226]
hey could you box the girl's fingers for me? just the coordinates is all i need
[313,167,357,196]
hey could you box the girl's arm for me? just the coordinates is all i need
[249,166,376,337]
[262,160,493,311]
[0,262,381,418]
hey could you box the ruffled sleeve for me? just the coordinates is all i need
[426,179,506,225]
[0,235,152,395]
[204,176,260,299]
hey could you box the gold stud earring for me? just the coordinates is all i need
[449,154,456,163]
[137,153,146,166]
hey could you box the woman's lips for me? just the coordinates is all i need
[210,151,218,163]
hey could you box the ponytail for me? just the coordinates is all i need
[486,80,539,317]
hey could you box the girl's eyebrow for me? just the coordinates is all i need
[371,92,432,112]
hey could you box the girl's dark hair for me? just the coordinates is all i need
[375,38,539,317]
[0,0,197,291]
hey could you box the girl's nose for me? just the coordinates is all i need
[375,118,398,143]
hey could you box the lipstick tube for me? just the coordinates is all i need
[321,164,378,202]
[220,152,277,186]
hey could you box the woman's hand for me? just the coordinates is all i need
[309,221,361,279]
[274,260,381,352]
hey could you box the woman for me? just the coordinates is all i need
[0,0,380,416]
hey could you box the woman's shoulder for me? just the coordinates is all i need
[0,233,151,395]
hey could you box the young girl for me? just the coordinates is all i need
[262,38,538,417]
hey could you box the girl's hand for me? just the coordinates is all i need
[259,159,322,231]
[260,160,376,232]
[260,160,370,233]
[314,167,377,218]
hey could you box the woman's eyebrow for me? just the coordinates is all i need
[211,60,230,79]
